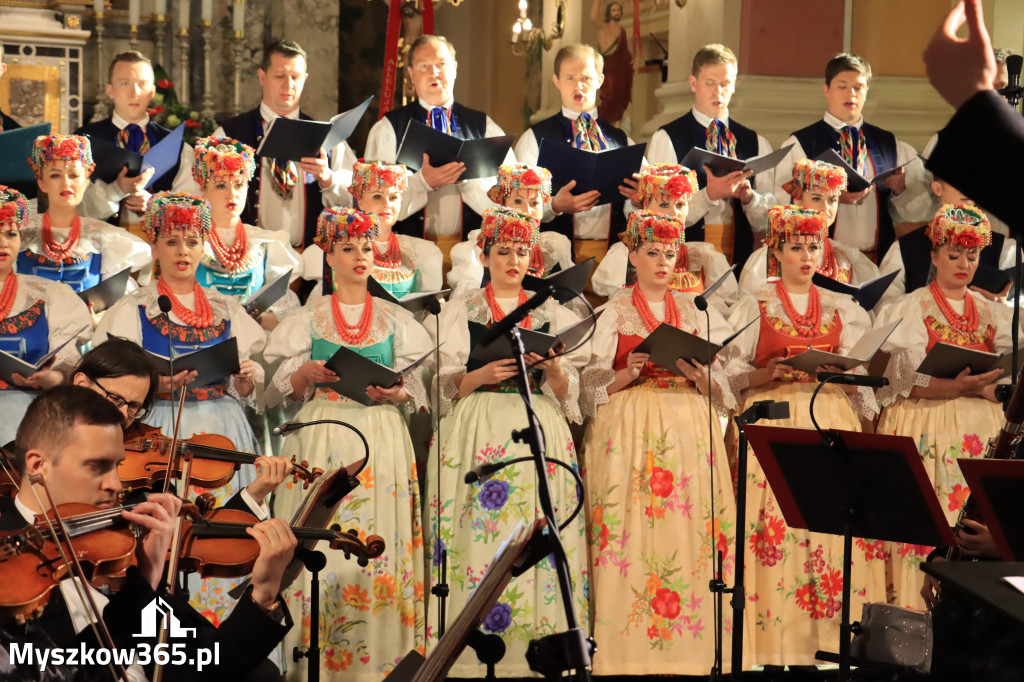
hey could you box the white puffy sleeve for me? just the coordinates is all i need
[591,242,628,298]
[738,246,770,294]
[539,231,574,274]
[86,219,153,277]
[263,304,313,407]
[541,301,584,425]
[42,280,92,377]
[447,231,484,294]
[720,294,763,397]
[875,293,930,406]
[458,116,512,217]
[834,294,879,418]
[579,297,620,418]
[876,241,907,310]
[847,246,881,288]
[695,244,738,310]
[320,140,357,209]
[699,299,739,414]
[92,295,143,345]
[259,228,303,319]
[225,296,267,407]
[428,296,471,417]
[391,305,433,412]
[645,129,678,165]
[403,235,444,292]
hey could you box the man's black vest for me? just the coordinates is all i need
[76,118,182,224]
[528,112,629,245]
[384,101,488,240]
[898,226,1010,295]
[221,107,328,249]
[659,111,760,270]
[791,119,898,263]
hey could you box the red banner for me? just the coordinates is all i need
[422,0,433,37]
[632,0,643,60]
[378,0,404,119]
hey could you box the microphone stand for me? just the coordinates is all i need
[427,300,450,639]
[504,324,593,682]
[999,55,1023,392]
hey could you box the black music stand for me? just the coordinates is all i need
[743,425,956,682]
[957,458,1024,561]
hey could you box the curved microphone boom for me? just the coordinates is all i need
[815,371,889,388]
[478,285,556,347]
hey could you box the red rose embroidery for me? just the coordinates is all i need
[651,587,681,619]
[650,467,674,498]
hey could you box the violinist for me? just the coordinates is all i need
[0,186,92,448]
[1,386,298,682]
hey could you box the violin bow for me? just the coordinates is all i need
[27,474,130,682]
[0,450,20,494]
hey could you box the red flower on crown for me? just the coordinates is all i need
[379,168,401,186]
[951,231,982,250]
[653,221,679,242]
[349,212,375,237]
[222,156,243,172]
[157,78,174,89]
[826,173,845,191]
[56,138,80,158]
[666,174,693,199]
[522,169,542,186]
[0,204,16,223]
[795,216,825,235]
[166,205,195,227]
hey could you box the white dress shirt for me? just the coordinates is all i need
[364,97,509,238]
[213,102,357,248]
[647,107,776,234]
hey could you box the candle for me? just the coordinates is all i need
[155,0,167,16]
[512,20,521,43]
[233,0,245,33]
[178,0,189,30]
[129,0,139,26]
[93,0,104,15]
[201,0,212,22]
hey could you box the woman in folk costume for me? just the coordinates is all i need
[722,205,885,666]
[264,206,430,680]
[874,205,1014,609]
[93,192,266,622]
[580,209,741,675]
[302,160,444,302]
[22,135,151,294]
[192,136,301,331]
[425,207,589,678]
[738,159,879,295]
[0,185,92,445]
[591,163,738,309]
[448,163,574,297]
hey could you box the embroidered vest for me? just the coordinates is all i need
[139,307,232,400]
[17,251,102,293]
[0,299,49,391]
[753,291,843,381]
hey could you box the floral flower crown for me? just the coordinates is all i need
[486,163,553,205]
[143,192,212,243]
[781,158,848,198]
[314,207,380,252]
[763,205,828,250]
[476,207,541,252]
[634,163,698,207]
[28,135,95,177]
[0,185,31,231]
[926,203,992,250]
[348,159,409,197]
[622,209,685,249]
[191,136,257,185]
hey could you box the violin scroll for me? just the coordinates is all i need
[326,525,386,567]
[289,457,324,489]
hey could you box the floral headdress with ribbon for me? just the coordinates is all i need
[143,192,212,243]
[622,209,685,250]
[314,207,380,253]
[486,164,553,205]
[476,207,541,252]
[348,159,409,197]
[191,136,257,186]
[0,185,31,231]
[763,205,828,250]
[633,163,698,208]
[782,158,848,199]
[925,204,992,250]
[28,135,96,177]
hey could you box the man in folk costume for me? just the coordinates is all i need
[215,39,357,252]
[364,34,512,270]
[647,43,776,269]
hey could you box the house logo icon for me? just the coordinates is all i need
[133,597,197,638]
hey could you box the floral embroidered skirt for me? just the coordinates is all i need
[425,390,588,678]
[728,382,887,667]
[581,384,741,676]
[876,395,1002,610]
[143,396,260,627]
[274,397,425,682]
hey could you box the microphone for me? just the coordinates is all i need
[464,462,504,484]
[1000,54,1023,107]
[424,296,442,316]
[815,371,889,388]
[272,421,304,436]
[694,264,737,312]
[157,294,177,496]
[478,285,556,347]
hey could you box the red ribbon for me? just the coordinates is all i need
[422,0,433,37]
[378,0,404,119]
[632,0,643,60]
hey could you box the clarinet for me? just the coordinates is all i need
[946,378,1024,561]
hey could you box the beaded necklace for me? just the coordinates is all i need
[207,222,249,272]
[41,212,81,262]
[156,278,215,328]
[817,239,841,280]
[485,282,530,329]
[331,290,374,345]
[0,273,17,320]
[775,280,822,338]
[929,279,979,334]
[633,285,680,332]
[372,233,402,270]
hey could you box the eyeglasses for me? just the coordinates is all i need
[92,377,148,419]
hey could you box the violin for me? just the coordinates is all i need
[177,505,385,580]
[0,448,19,498]
[121,422,323,491]
[0,502,139,624]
